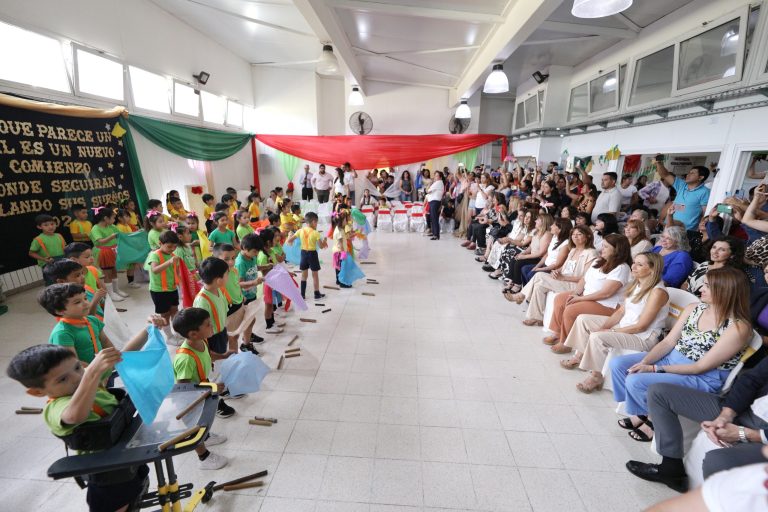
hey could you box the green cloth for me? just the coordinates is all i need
[45,388,118,437]
[48,316,105,364]
[236,224,254,241]
[29,233,66,266]
[126,114,252,161]
[453,148,479,170]
[269,245,284,263]
[90,224,119,247]
[117,118,150,214]
[276,150,300,182]
[174,246,196,270]
[224,268,244,305]
[147,228,164,250]
[173,341,212,384]
[208,228,236,246]
[145,250,178,292]
[115,230,151,271]
[235,252,259,300]
[194,289,228,334]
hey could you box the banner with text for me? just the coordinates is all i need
[0,104,137,273]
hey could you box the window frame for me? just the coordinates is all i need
[513,87,546,132]
[567,81,589,122]
[586,65,621,117]
[748,2,768,86]
[513,100,526,131]
[671,7,750,97]
[172,79,202,120]
[126,65,173,116]
[624,42,677,111]
[72,43,126,103]
[225,99,244,128]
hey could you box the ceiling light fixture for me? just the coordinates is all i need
[348,86,364,106]
[455,99,471,119]
[316,44,339,75]
[571,0,632,19]
[483,64,509,94]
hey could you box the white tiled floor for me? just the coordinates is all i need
[0,230,678,511]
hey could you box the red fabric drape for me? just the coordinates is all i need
[254,134,505,169]
[250,138,261,192]
[501,137,508,163]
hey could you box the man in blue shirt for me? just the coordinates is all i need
[655,156,710,231]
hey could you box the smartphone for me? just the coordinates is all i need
[655,154,665,163]
[716,204,733,214]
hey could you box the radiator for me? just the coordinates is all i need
[1,265,43,294]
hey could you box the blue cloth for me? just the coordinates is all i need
[218,351,270,396]
[283,238,302,265]
[521,264,539,285]
[652,246,693,288]
[339,255,365,286]
[115,326,174,424]
[672,177,710,230]
[609,349,729,415]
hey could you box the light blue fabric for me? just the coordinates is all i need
[219,351,271,396]
[283,238,302,265]
[115,326,174,424]
[339,255,366,286]
[672,177,710,230]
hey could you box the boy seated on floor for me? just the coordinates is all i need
[7,344,149,512]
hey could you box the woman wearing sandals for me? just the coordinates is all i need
[559,252,669,395]
[510,226,598,324]
[499,214,553,295]
[544,234,633,353]
[609,266,752,443]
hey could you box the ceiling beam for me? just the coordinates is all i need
[355,47,459,78]
[326,0,505,24]
[521,35,600,46]
[360,45,481,57]
[613,12,642,32]
[183,0,315,37]
[293,0,366,92]
[365,77,453,90]
[450,0,563,106]
[538,20,638,39]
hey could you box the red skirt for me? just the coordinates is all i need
[97,246,117,269]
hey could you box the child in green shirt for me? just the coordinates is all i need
[235,210,254,242]
[29,214,66,277]
[144,210,168,250]
[65,242,108,301]
[172,225,197,271]
[43,260,106,320]
[208,212,238,249]
[144,230,181,343]
[193,257,231,360]
[235,234,265,350]
[90,207,125,302]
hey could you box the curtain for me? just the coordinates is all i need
[126,114,252,161]
[118,118,150,213]
[255,134,505,169]
[453,148,479,170]
[276,150,300,182]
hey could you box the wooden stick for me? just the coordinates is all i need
[314,303,325,306]
[287,335,298,346]
[362,292,375,297]
[223,481,264,491]
[285,347,301,354]
[321,308,332,314]
[285,353,301,358]
[212,470,269,491]
[248,419,273,427]
[360,261,376,265]
[299,318,317,323]
[323,285,340,290]
[158,425,202,452]
[15,409,42,415]
[175,390,212,420]
[277,355,285,370]
[20,406,43,411]
[253,416,278,423]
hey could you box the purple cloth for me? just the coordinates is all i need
[265,264,308,310]
[758,303,768,332]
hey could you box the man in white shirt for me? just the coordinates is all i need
[342,162,358,204]
[591,172,622,223]
[311,164,334,203]
[298,164,314,201]
[618,174,638,210]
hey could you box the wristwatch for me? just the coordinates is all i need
[655,366,666,373]
[738,426,748,443]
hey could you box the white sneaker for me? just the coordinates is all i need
[205,432,227,446]
[199,451,228,470]
[127,282,141,289]
[108,291,125,302]
[274,320,286,327]
[115,289,130,298]
[265,326,283,334]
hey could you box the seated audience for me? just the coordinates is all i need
[593,213,619,251]
[625,218,654,259]
[683,236,745,297]
[488,210,537,279]
[609,267,752,443]
[501,213,553,295]
[652,226,694,288]
[559,252,669,393]
[517,218,572,287]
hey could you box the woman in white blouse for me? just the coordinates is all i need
[625,219,654,259]
[559,252,669,393]
[474,173,495,215]
[426,170,445,240]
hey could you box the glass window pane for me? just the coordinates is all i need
[618,64,627,105]
[129,66,170,113]
[568,83,588,121]
[0,21,70,92]
[524,95,539,124]
[590,70,618,113]
[226,101,243,127]
[201,91,226,124]
[678,19,740,90]
[174,82,199,117]
[514,102,525,130]
[76,49,123,101]
[629,46,674,106]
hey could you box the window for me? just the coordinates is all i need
[74,47,124,101]
[589,69,618,114]
[618,63,627,106]
[567,83,588,121]
[629,45,674,107]
[676,18,743,92]
[243,106,257,132]
[173,81,199,117]
[524,95,539,124]
[129,66,170,113]
[0,21,70,92]
[201,91,225,124]
[226,100,243,127]
[514,102,525,130]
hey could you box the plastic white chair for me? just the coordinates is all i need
[317,201,332,228]
[301,200,319,215]
[360,205,375,227]
[393,208,409,232]
[377,208,393,231]
[410,210,426,233]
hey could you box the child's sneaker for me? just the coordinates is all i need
[250,333,265,345]
[199,451,228,470]
[220,390,245,400]
[216,400,236,418]
[265,325,283,334]
[205,432,227,446]
[127,281,142,289]
[314,292,325,299]
[274,319,286,328]
[240,343,260,356]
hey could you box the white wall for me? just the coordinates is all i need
[317,76,345,135]
[251,66,318,135]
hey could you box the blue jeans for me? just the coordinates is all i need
[609,349,729,416]
[521,265,542,285]
[399,192,412,202]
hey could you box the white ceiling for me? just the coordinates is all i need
[150,0,699,99]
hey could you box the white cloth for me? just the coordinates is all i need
[344,171,356,191]
[544,238,565,267]
[619,184,637,206]
[618,283,668,339]
[592,186,623,222]
[630,239,654,259]
[474,185,495,209]
[583,263,631,308]
[426,180,445,202]
[312,171,334,191]
[701,463,768,512]
[298,169,313,189]
[334,178,345,195]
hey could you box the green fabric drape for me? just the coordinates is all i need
[276,150,300,182]
[453,148,479,170]
[117,118,150,214]
[126,114,252,161]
